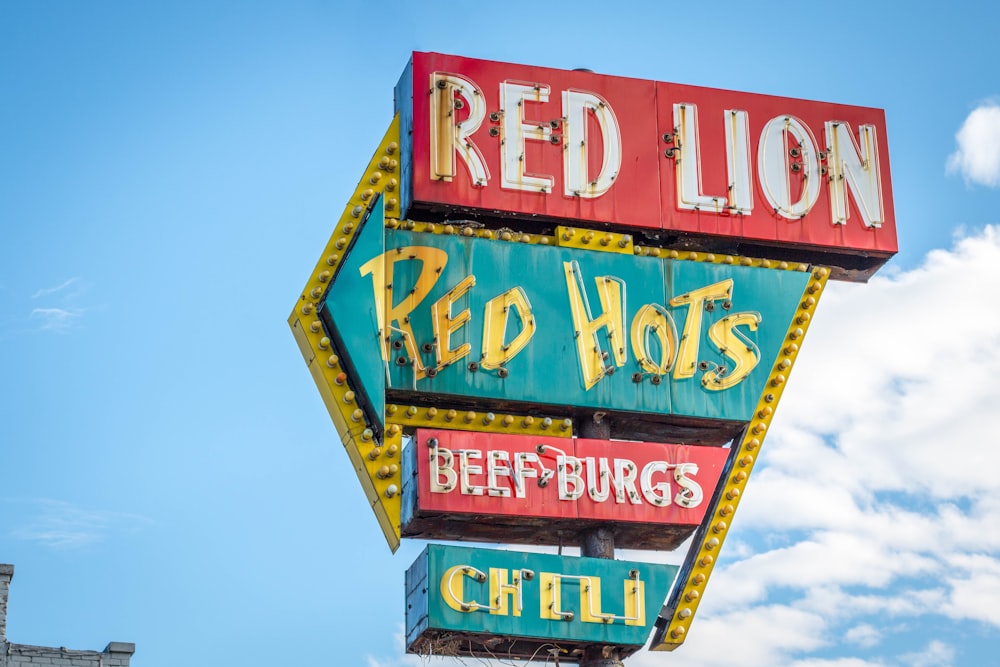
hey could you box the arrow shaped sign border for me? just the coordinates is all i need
[288,116,404,550]
[289,116,831,647]
[289,117,577,553]
[650,265,830,649]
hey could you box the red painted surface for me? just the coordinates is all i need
[404,52,896,259]
[408,52,662,230]
[414,429,727,528]
[655,81,897,255]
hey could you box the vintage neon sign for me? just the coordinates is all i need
[405,544,678,659]
[361,243,759,392]
[428,72,623,199]
[290,64,836,657]
[325,209,813,426]
[402,430,728,550]
[396,52,896,279]
[429,441,703,507]
[440,565,645,624]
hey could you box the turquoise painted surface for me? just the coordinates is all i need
[406,544,676,647]
[332,227,809,423]
[324,198,386,430]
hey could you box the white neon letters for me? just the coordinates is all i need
[673,104,753,215]
[563,89,622,198]
[671,104,885,225]
[758,115,821,219]
[825,121,884,227]
[431,443,704,510]
[428,72,887,230]
[500,81,555,192]
[431,71,623,197]
[430,72,489,186]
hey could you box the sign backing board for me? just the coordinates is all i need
[288,119,400,550]
[287,117,582,553]
[289,112,832,650]
[402,429,728,551]
[396,52,896,280]
[405,544,678,660]
[326,212,815,442]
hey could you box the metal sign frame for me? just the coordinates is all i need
[289,113,831,649]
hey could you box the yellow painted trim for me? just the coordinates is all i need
[386,405,573,437]
[555,226,635,254]
[387,219,814,275]
[367,426,403,543]
[390,219,554,247]
[651,266,831,651]
[635,247,813,273]
[290,114,819,557]
[287,115,402,552]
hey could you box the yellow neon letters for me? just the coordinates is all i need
[481,287,536,370]
[668,280,734,379]
[431,274,475,369]
[703,312,761,390]
[443,566,644,624]
[564,261,627,390]
[359,246,448,381]
[489,568,523,617]
[630,303,677,375]
[441,565,483,612]
[362,248,761,391]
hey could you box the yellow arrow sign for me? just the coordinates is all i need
[289,115,830,650]
[289,117,575,552]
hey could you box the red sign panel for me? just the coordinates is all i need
[400,52,896,277]
[655,81,895,256]
[402,429,728,550]
[405,52,662,229]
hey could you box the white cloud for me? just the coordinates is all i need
[6,498,151,550]
[844,623,881,648]
[899,640,955,667]
[365,627,440,667]
[29,306,85,332]
[947,103,1000,187]
[27,277,91,332]
[625,605,833,667]
[31,277,81,299]
[940,554,1000,628]
[789,659,887,667]
[666,226,1000,665]
[372,227,1000,667]
[776,225,1000,499]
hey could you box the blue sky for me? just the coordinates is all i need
[2,2,1000,666]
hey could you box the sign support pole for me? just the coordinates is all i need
[579,414,625,667]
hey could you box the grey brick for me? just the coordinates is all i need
[1,565,133,667]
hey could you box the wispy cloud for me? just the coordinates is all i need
[6,498,151,550]
[26,276,91,333]
[29,306,85,332]
[31,277,81,299]
[946,102,1000,187]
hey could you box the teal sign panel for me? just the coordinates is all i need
[326,220,810,425]
[323,197,386,434]
[405,544,677,657]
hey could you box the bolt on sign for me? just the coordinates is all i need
[288,51,892,657]
[396,52,896,281]
[405,544,677,661]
